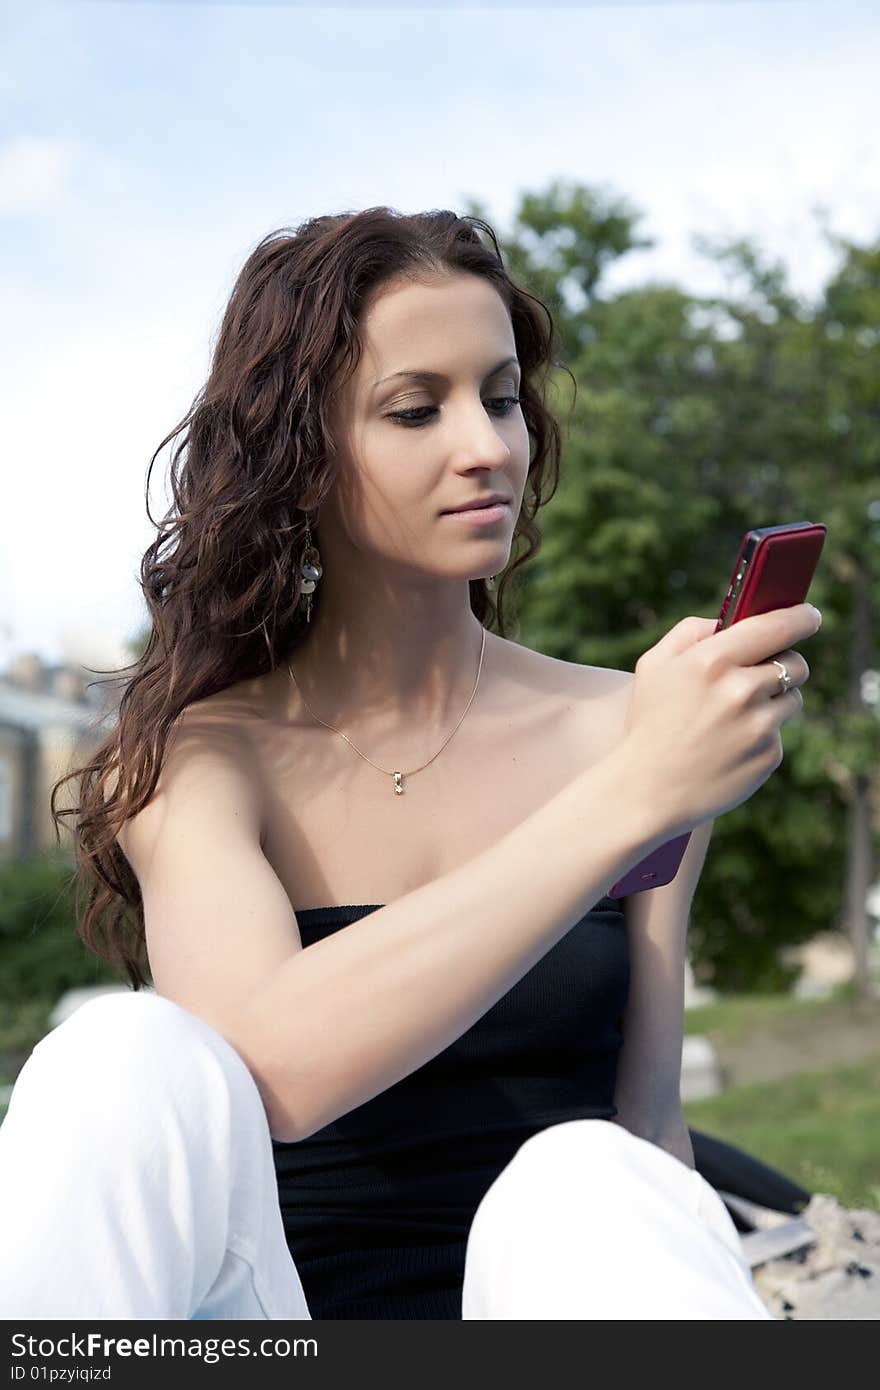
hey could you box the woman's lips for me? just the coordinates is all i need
[441,502,510,525]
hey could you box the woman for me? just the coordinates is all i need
[0,207,818,1319]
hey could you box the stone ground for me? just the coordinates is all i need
[751,1194,880,1320]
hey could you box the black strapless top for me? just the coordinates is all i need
[271,895,628,1319]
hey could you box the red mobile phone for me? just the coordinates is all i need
[607,520,827,899]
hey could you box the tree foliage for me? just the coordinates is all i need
[465,182,880,992]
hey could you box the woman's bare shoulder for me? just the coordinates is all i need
[506,635,633,700]
[495,637,634,761]
[107,685,265,862]
[560,654,633,741]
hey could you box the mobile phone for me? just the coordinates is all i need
[607,520,827,899]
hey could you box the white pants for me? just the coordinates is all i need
[0,991,773,1320]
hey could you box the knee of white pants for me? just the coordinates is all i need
[515,1117,629,1165]
[32,988,222,1064]
[501,1116,681,1182]
[12,989,268,1146]
[489,1118,634,1193]
[462,1119,770,1320]
[1,991,298,1319]
[467,1118,700,1253]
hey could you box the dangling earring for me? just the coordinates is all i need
[297,513,323,624]
[486,574,496,591]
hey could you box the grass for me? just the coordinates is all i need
[680,979,880,1212]
[682,978,867,1044]
[683,1050,880,1212]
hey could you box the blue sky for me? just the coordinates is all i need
[2,0,878,672]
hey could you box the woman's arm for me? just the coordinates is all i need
[611,816,716,1170]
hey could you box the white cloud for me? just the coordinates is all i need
[0,135,79,213]
[2,296,215,670]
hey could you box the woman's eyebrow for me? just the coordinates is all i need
[372,355,520,393]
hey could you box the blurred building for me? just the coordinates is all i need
[0,652,118,861]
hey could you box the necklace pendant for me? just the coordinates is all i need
[393,771,404,795]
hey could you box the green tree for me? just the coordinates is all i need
[473,182,879,996]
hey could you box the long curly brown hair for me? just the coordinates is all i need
[50,205,574,990]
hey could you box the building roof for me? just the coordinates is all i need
[0,679,116,736]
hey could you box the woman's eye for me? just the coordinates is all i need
[386,396,521,428]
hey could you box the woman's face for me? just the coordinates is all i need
[318,271,530,582]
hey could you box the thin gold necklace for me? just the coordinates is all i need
[286,624,488,796]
